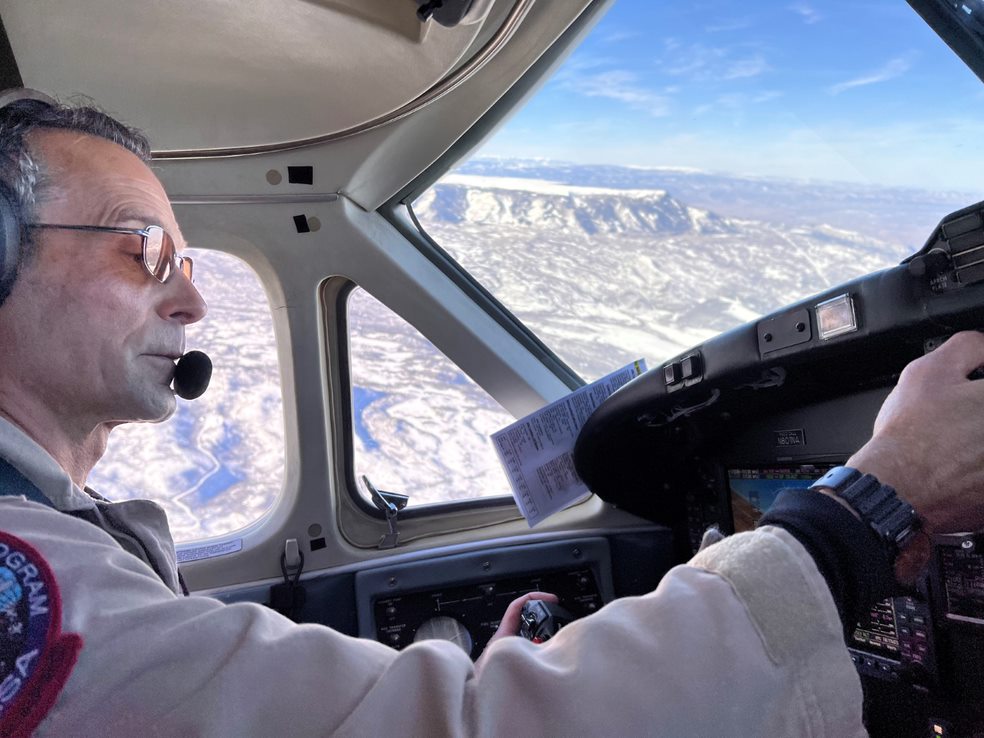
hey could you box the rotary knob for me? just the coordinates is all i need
[413,616,473,655]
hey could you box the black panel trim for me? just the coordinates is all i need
[0,13,23,90]
[907,0,984,85]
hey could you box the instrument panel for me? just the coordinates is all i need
[722,465,942,685]
[680,457,984,735]
[370,567,603,658]
[355,538,614,660]
[571,201,984,735]
[672,407,984,735]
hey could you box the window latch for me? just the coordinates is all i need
[268,538,306,621]
[362,475,409,550]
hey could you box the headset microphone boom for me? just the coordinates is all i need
[172,350,212,400]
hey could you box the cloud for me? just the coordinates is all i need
[829,57,911,95]
[664,45,728,78]
[563,70,672,117]
[753,90,783,103]
[693,90,783,115]
[599,29,643,44]
[724,55,770,80]
[788,2,822,24]
[662,44,770,82]
[705,18,753,33]
[555,54,620,76]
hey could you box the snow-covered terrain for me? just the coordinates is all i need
[88,251,286,541]
[414,165,914,380]
[456,159,978,249]
[87,160,971,541]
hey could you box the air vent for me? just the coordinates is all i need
[909,200,984,290]
[941,208,984,284]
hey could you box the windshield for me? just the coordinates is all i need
[415,0,984,381]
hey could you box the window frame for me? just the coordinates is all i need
[335,280,526,521]
[333,3,614,527]
[89,244,289,546]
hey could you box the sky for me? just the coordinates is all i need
[479,0,984,192]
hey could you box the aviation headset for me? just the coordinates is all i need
[0,88,57,297]
[0,181,18,297]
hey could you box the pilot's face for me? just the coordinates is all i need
[1,130,207,430]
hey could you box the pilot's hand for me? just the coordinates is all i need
[477,592,559,665]
[845,331,984,584]
[848,330,984,538]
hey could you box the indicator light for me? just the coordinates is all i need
[816,294,858,340]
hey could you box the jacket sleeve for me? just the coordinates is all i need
[4,500,864,737]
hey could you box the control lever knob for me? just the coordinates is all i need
[519,600,575,643]
[907,249,949,279]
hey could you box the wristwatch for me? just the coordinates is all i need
[810,466,922,554]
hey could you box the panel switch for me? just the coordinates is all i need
[663,362,681,385]
[680,353,702,380]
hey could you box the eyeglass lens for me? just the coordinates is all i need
[144,225,192,283]
[144,226,166,281]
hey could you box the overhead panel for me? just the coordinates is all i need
[1,0,490,151]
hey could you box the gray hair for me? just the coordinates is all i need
[0,93,151,305]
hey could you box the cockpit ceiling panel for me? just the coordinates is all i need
[0,0,500,152]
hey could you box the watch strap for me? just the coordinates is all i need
[810,466,921,551]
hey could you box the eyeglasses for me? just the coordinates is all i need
[25,223,193,283]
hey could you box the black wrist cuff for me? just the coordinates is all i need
[760,488,898,639]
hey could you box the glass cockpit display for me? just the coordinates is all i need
[852,599,901,659]
[939,539,984,625]
[726,465,917,668]
[727,465,836,533]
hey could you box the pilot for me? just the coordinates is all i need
[1,92,983,736]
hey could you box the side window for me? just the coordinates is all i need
[88,249,285,543]
[347,287,514,506]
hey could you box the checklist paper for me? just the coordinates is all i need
[492,360,646,526]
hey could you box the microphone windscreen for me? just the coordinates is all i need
[173,350,212,400]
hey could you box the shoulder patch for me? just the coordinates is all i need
[0,531,82,737]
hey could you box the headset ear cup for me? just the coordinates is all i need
[0,185,22,299]
[0,89,54,302]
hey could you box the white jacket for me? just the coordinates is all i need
[0,422,866,736]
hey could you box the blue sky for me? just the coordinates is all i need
[479,0,984,192]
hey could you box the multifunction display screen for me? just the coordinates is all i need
[940,545,984,625]
[727,464,908,663]
[727,464,835,533]
[852,599,901,658]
